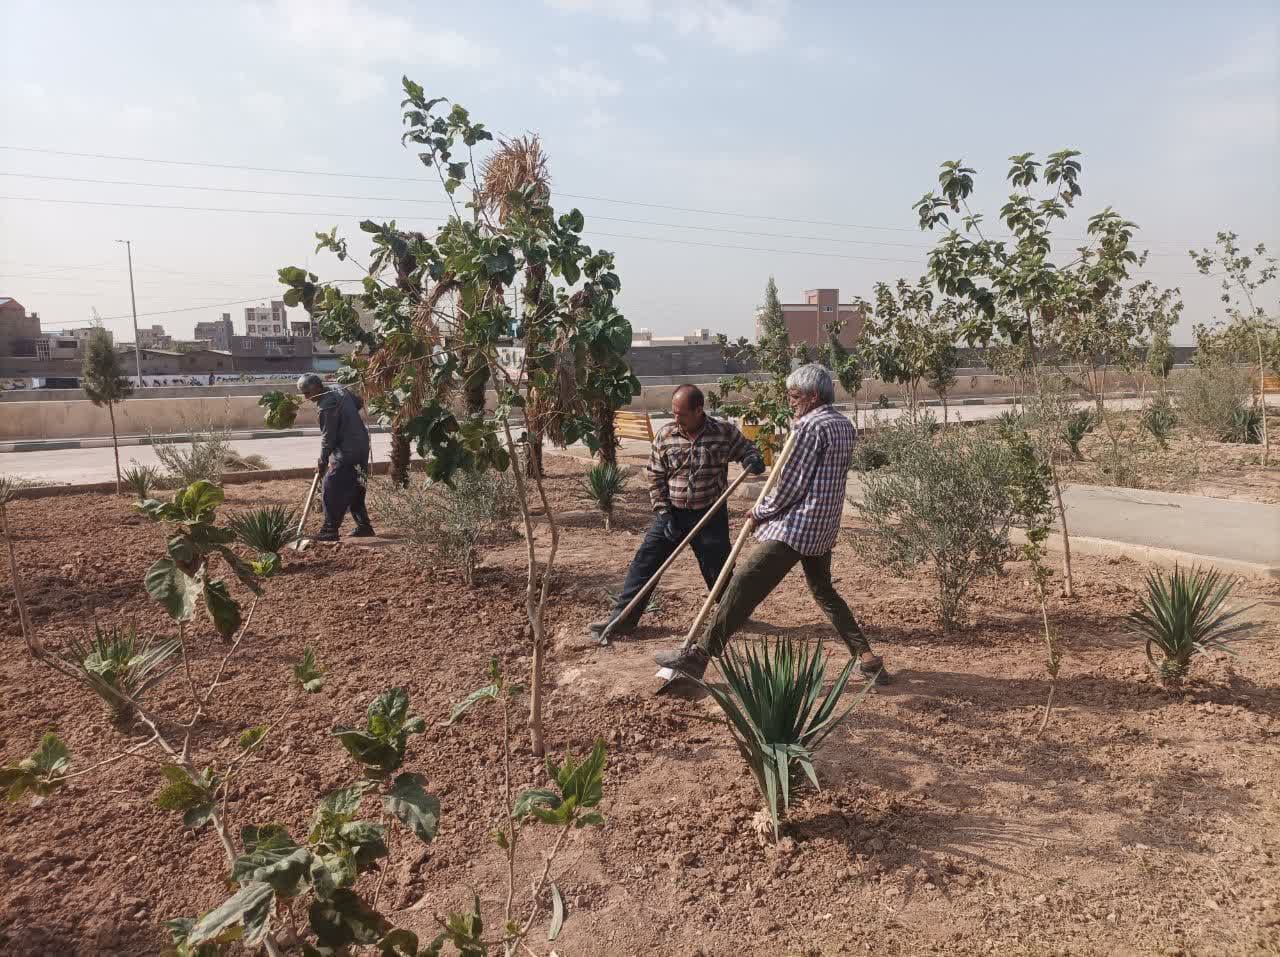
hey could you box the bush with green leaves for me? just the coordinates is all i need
[1177,360,1253,442]
[856,421,1016,631]
[1128,564,1251,686]
[696,636,870,840]
[1142,397,1177,449]
[136,480,262,639]
[1061,408,1095,459]
[227,504,297,576]
[258,390,302,429]
[122,463,164,500]
[581,463,628,530]
[332,688,426,775]
[368,470,517,585]
[994,408,1027,443]
[149,419,235,487]
[63,623,180,719]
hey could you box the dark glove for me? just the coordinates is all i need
[656,510,682,544]
[743,451,766,475]
[317,456,329,474]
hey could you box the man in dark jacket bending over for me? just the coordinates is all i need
[297,374,374,541]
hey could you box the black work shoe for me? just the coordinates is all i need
[312,528,340,542]
[588,618,635,640]
[654,646,710,680]
[349,525,376,538]
[855,659,891,685]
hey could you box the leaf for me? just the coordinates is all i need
[317,781,375,820]
[176,481,225,522]
[513,787,560,822]
[231,825,313,898]
[146,558,198,621]
[1,732,70,803]
[549,883,565,941]
[446,683,498,724]
[293,646,326,693]
[202,578,241,638]
[238,725,268,751]
[378,929,420,957]
[183,804,215,831]
[188,882,275,947]
[385,773,441,843]
[250,552,282,578]
[154,764,215,813]
[309,889,389,950]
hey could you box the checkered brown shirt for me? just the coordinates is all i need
[647,415,756,511]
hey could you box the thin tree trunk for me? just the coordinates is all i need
[1050,465,1074,599]
[463,350,489,417]
[107,402,122,495]
[594,402,618,467]
[941,393,949,428]
[390,432,410,487]
[1257,330,1270,467]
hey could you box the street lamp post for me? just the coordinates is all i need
[116,239,143,386]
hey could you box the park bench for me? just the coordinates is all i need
[614,409,655,444]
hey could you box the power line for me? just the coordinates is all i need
[0,143,1215,244]
[0,171,1199,257]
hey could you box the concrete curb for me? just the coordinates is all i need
[0,426,391,455]
[1012,529,1280,580]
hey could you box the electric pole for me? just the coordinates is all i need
[116,239,143,386]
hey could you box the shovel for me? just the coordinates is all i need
[291,470,322,552]
[655,429,799,686]
[597,468,755,646]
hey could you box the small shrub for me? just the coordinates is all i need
[63,624,180,718]
[1142,398,1177,449]
[122,463,163,500]
[1224,405,1261,445]
[581,464,627,530]
[856,421,1015,631]
[696,636,871,840]
[994,408,1026,443]
[1061,409,1095,459]
[850,442,889,472]
[150,420,234,486]
[368,470,517,585]
[228,505,297,555]
[0,474,23,507]
[1177,361,1252,441]
[1127,564,1250,685]
[259,390,302,429]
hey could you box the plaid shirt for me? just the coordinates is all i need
[753,404,855,555]
[648,415,756,511]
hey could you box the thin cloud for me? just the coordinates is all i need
[538,64,623,99]
[545,0,785,54]
[633,42,668,63]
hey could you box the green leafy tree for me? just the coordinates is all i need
[1190,232,1278,466]
[278,79,636,756]
[714,276,797,450]
[862,278,963,422]
[821,316,864,416]
[912,150,1141,597]
[81,328,133,494]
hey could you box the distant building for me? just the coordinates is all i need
[69,326,112,347]
[244,301,288,337]
[136,324,172,350]
[35,334,80,361]
[759,288,865,349]
[229,333,314,373]
[194,314,234,351]
[0,298,41,356]
[632,328,716,347]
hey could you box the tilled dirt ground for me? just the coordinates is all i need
[2,460,1279,956]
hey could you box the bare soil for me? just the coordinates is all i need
[2,460,1279,956]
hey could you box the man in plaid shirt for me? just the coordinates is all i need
[589,384,765,639]
[656,364,888,684]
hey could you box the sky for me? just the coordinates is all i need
[1,0,1276,345]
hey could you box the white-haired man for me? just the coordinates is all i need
[655,363,888,684]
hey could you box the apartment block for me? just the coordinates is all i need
[243,300,288,337]
[758,288,866,348]
[194,314,234,351]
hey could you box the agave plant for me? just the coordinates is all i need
[1142,399,1177,450]
[122,463,163,500]
[228,505,297,562]
[1061,409,1095,459]
[1127,564,1251,685]
[64,624,180,717]
[695,636,873,840]
[580,464,628,530]
[1223,405,1261,445]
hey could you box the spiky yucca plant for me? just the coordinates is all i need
[696,636,872,840]
[1142,399,1177,449]
[122,463,163,500]
[1224,405,1262,445]
[1127,564,1250,685]
[228,505,297,555]
[581,464,627,530]
[65,624,180,717]
[1061,409,1095,459]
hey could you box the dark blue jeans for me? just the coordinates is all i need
[321,455,371,531]
[610,504,731,628]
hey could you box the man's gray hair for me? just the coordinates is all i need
[786,363,835,404]
[296,373,324,393]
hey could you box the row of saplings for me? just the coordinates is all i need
[0,438,1253,954]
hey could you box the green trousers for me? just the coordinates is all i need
[698,540,873,659]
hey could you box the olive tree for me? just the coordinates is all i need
[81,328,133,494]
[913,150,1141,597]
[1191,232,1278,466]
[278,78,637,756]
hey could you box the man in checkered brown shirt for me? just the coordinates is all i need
[656,363,888,685]
[588,384,765,640]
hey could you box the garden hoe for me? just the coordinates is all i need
[291,469,321,552]
[597,468,755,646]
[655,430,799,694]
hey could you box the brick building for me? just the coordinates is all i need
[758,288,866,349]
